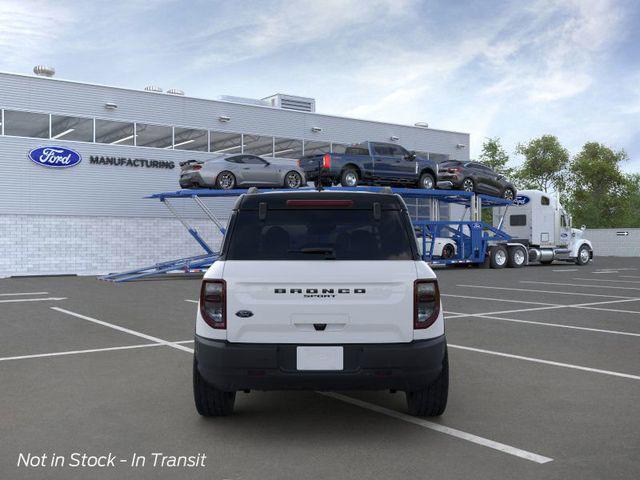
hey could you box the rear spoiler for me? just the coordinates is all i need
[179,159,203,168]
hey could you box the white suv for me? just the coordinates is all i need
[193,190,448,417]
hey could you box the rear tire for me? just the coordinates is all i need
[507,246,526,268]
[462,178,475,192]
[419,172,435,190]
[193,359,236,417]
[406,348,449,417]
[502,187,515,201]
[490,245,508,269]
[340,168,359,187]
[216,171,236,190]
[284,171,303,189]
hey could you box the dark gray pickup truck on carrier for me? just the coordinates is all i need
[298,141,439,189]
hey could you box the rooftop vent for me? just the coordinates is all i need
[144,85,163,93]
[167,88,185,96]
[33,65,55,77]
[262,94,316,112]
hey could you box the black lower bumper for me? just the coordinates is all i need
[194,335,446,392]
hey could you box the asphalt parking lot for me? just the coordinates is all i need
[1,257,639,480]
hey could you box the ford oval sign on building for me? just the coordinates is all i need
[28,146,82,168]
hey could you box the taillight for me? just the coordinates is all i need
[322,153,331,169]
[414,280,440,329]
[200,280,226,329]
[192,165,202,170]
[297,159,301,167]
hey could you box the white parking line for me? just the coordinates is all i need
[621,275,640,279]
[449,344,640,381]
[573,278,640,284]
[521,281,640,292]
[456,284,637,299]
[0,297,67,304]
[552,269,578,272]
[185,299,198,304]
[442,294,560,307]
[319,392,553,464]
[444,298,640,319]
[445,311,640,337]
[0,340,195,363]
[51,307,194,353]
[0,292,49,296]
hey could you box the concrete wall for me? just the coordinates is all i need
[584,228,640,257]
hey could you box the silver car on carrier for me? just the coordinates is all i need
[179,154,306,190]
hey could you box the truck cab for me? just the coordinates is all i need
[496,190,593,265]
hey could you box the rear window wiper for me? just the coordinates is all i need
[288,247,336,259]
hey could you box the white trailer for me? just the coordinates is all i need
[493,189,593,266]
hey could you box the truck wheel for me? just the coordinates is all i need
[507,246,526,268]
[406,348,448,417]
[575,245,591,265]
[193,359,236,417]
[340,168,359,187]
[490,245,508,269]
[419,172,435,190]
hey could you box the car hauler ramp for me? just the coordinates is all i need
[100,187,512,282]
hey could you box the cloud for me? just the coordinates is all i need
[0,0,74,68]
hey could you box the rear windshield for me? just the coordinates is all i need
[225,209,416,260]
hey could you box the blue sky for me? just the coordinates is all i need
[1,0,639,171]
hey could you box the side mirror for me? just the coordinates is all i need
[581,225,586,231]
[405,151,416,161]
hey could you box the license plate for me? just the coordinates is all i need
[296,346,343,371]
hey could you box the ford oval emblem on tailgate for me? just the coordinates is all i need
[28,146,82,168]
[235,310,253,318]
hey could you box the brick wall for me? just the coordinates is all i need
[583,228,640,257]
[0,215,225,278]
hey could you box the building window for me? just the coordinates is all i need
[510,215,527,226]
[303,140,331,156]
[3,110,49,138]
[135,123,172,149]
[243,135,274,156]
[273,137,303,159]
[210,131,242,154]
[51,115,93,142]
[95,119,135,145]
[173,127,208,151]
[331,143,348,154]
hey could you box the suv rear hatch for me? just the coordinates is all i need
[221,194,419,344]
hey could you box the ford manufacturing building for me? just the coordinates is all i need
[0,69,470,278]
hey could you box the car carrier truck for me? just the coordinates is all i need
[489,189,593,267]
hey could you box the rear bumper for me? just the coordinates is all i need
[179,172,206,188]
[194,335,446,392]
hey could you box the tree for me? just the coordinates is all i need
[478,137,514,177]
[515,135,569,192]
[566,142,636,228]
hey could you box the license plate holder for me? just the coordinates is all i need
[296,346,344,371]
